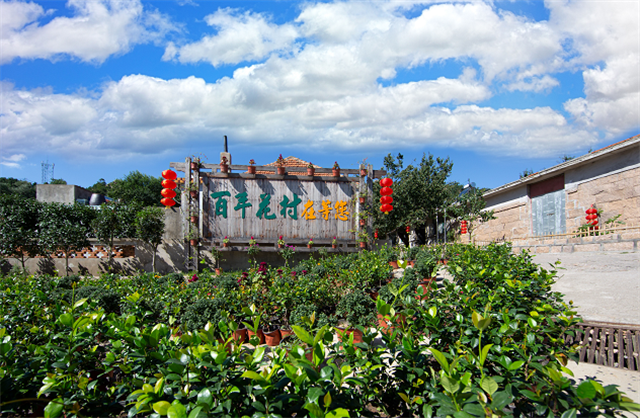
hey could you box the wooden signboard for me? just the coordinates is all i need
[206,177,355,241]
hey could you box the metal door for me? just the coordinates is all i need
[531,189,565,236]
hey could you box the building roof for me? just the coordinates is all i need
[484,134,640,199]
[255,156,333,176]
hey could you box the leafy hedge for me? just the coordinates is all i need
[1,243,638,417]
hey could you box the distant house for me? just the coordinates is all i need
[36,184,95,205]
[473,134,640,243]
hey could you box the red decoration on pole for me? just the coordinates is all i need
[380,178,393,187]
[460,220,468,234]
[380,187,393,196]
[161,197,176,207]
[162,169,177,180]
[379,178,394,214]
[374,229,378,239]
[162,179,177,189]
[161,189,177,199]
[380,195,393,204]
[585,205,598,227]
[406,225,410,233]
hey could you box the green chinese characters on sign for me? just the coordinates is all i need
[234,192,252,219]
[211,191,231,218]
[256,194,276,220]
[279,194,302,219]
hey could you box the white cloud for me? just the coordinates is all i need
[164,8,298,66]
[0,0,177,64]
[0,153,27,169]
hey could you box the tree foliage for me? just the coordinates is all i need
[86,178,109,195]
[0,195,42,272]
[0,177,36,199]
[39,203,95,276]
[135,207,165,273]
[108,171,163,207]
[92,201,140,260]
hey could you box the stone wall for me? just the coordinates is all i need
[472,197,531,242]
[509,229,640,254]
[565,165,640,230]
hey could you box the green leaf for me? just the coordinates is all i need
[560,409,577,418]
[480,376,498,395]
[428,306,437,318]
[59,313,73,327]
[508,360,524,371]
[187,406,203,418]
[576,381,596,399]
[479,343,493,366]
[429,347,450,374]
[304,402,324,418]
[307,387,324,404]
[398,393,409,404]
[323,392,332,408]
[441,375,460,394]
[197,388,213,408]
[326,408,350,418]
[490,391,513,411]
[242,371,267,384]
[167,401,187,418]
[153,401,171,416]
[292,325,314,346]
[44,398,64,418]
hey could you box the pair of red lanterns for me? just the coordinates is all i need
[161,169,177,207]
[460,220,468,234]
[380,178,394,214]
[585,205,598,227]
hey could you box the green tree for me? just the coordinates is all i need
[0,177,36,199]
[108,171,163,207]
[87,178,109,196]
[373,153,453,246]
[39,203,95,276]
[92,201,140,261]
[443,184,495,240]
[0,195,42,272]
[50,178,67,185]
[135,207,165,273]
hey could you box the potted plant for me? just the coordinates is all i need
[210,246,224,275]
[276,154,286,175]
[358,210,369,226]
[187,182,199,198]
[307,162,315,176]
[357,231,368,249]
[186,227,198,247]
[335,290,376,343]
[332,161,340,177]
[222,236,230,247]
[307,238,313,249]
[189,213,198,224]
[331,237,338,249]
[249,236,257,246]
[220,155,229,173]
[358,191,367,205]
[248,159,256,174]
[190,153,207,170]
[277,235,285,248]
[358,158,368,176]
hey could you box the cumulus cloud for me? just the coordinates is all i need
[0,0,177,64]
[163,8,298,66]
[0,153,27,169]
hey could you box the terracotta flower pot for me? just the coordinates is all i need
[189,190,197,198]
[307,168,315,176]
[248,166,256,174]
[360,169,367,177]
[332,244,337,249]
[191,162,199,170]
[247,329,265,345]
[233,328,248,344]
[214,268,222,275]
[220,164,229,173]
[416,278,434,300]
[190,216,198,223]
[276,167,285,175]
[263,329,281,346]
[223,242,229,248]
[359,219,366,226]
[307,244,312,249]
[337,327,364,344]
[359,197,365,204]
[189,239,198,246]
[332,168,340,177]
[280,329,294,340]
[278,243,284,248]
[359,242,367,249]
[388,261,399,269]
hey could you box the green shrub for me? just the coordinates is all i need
[335,289,376,328]
[56,274,82,289]
[163,272,184,284]
[182,297,228,332]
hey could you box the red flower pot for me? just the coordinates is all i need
[220,164,229,173]
[359,242,367,249]
[307,168,315,176]
[359,219,366,226]
[276,167,285,175]
[190,216,198,223]
[360,169,367,176]
[248,166,256,174]
[388,261,399,269]
[359,197,365,204]
[337,328,364,344]
[233,328,247,344]
[189,239,198,246]
[332,169,340,177]
[247,329,265,345]
[264,329,281,346]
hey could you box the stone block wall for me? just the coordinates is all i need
[566,166,640,230]
[472,199,531,242]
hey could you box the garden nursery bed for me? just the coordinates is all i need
[1,243,639,417]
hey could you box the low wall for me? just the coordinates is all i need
[507,230,640,254]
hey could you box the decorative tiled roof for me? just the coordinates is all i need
[254,156,333,176]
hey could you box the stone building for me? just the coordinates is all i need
[472,134,640,251]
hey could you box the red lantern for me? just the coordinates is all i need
[380,178,393,187]
[406,225,410,233]
[380,187,393,196]
[161,197,176,207]
[374,229,379,239]
[162,179,177,189]
[161,189,177,199]
[162,169,177,180]
[380,203,393,214]
[380,195,393,204]
[585,206,598,226]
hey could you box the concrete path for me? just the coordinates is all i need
[532,251,640,412]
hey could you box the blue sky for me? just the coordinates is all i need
[1,0,638,190]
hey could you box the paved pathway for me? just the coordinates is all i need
[532,251,640,411]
